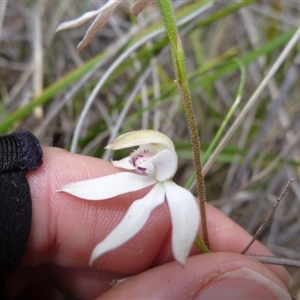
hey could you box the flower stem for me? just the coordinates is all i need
[155,0,210,249]
[195,235,210,254]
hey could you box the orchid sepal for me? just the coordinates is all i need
[58,172,156,200]
[106,130,175,151]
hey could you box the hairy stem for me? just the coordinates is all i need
[155,0,210,249]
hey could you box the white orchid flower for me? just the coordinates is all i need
[59,130,200,266]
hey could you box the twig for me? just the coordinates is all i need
[241,178,298,254]
[248,254,300,268]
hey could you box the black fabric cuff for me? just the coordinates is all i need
[0,131,43,275]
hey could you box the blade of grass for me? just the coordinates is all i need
[185,59,246,190]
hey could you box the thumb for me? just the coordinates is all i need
[98,253,290,300]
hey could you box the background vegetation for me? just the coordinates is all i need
[1,0,300,296]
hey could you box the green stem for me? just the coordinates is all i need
[155,0,210,249]
[195,235,210,254]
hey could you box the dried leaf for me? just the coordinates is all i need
[57,0,155,53]
[130,0,154,17]
[56,8,103,32]
[77,1,120,53]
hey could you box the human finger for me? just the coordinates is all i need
[22,147,287,285]
[98,253,290,300]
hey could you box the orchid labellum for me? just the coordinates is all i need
[59,130,200,266]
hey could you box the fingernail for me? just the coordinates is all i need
[195,268,290,300]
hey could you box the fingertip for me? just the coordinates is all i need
[97,253,289,300]
[195,267,290,300]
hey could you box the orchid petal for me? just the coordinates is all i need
[149,149,177,181]
[58,172,156,200]
[106,130,174,151]
[164,181,200,265]
[90,183,165,264]
[111,157,134,170]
